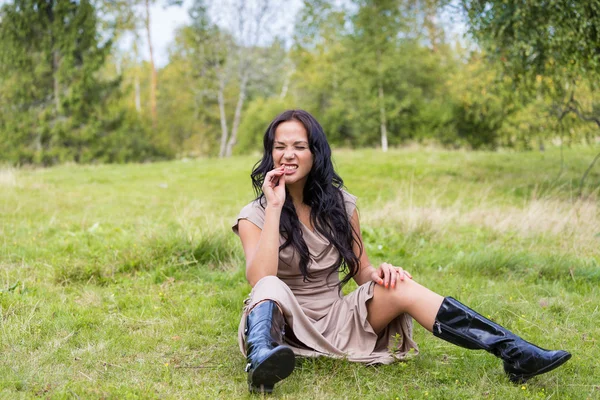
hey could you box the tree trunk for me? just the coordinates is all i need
[225,71,249,157]
[378,83,388,152]
[53,51,61,114]
[145,0,158,127]
[218,76,229,158]
[280,66,293,99]
[579,151,600,197]
[134,40,141,113]
[134,73,142,113]
[424,0,438,52]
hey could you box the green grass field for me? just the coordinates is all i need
[1,147,599,399]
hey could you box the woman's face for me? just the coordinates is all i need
[272,120,314,186]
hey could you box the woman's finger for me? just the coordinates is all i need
[383,263,392,289]
[390,266,397,288]
[263,168,285,190]
[379,263,390,289]
[397,267,405,281]
[264,168,284,184]
[371,270,383,286]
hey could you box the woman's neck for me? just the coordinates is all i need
[287,183,304,206]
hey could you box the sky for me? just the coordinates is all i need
[150,3,191,67]
[133,0,303,68]
[122,0,467,68]
[127,1,192,68]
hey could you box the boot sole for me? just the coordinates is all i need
[248,346,296,393]
[507,352,572,383]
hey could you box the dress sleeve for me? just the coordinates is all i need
[232,200,266,236]
[341,190,358,219]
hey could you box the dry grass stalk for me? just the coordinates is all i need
[0,166,17,187]
[365,190,599,253]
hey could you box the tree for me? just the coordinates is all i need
[0,0,119,164]
[351,0,409,151]
[290,0,459,149]
[208,0,284,158]
[159,0,225,155]
[461,0,600,191]
[115,0,182,128]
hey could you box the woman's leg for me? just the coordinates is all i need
[244,276,296,393]
[366,277,443,333]
[366,277,571,383]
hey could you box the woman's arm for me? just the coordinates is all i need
[238,166,287,287]
[238,205,283,287]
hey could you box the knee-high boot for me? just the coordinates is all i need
[433,297,571,383]
[244,300,295,393]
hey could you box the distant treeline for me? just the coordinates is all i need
[1,0,598,165]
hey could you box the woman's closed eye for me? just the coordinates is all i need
[274,147,306,151]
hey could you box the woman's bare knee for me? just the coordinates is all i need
[389,277,421,309]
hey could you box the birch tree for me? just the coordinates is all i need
[209,0,282,158]
[115,0,182,128]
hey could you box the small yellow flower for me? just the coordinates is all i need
[521,386,526,390]
[455,380,459,384]
[164,362,169,367]
[487,315,491,319]
[509,296,513,300]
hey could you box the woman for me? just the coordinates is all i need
[232,109,570,393]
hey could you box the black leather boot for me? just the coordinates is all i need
[245,300,295,393]
[433,297,571,383]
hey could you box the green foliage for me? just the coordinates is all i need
[235,97,292,154]
[462,0,600,146]
[278,0,465,150]
[0,0,170,165]
[2,0,600,161]
[462,0,600,85]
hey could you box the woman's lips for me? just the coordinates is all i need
[282,164,298,175]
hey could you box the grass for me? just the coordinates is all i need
[1,146,599,399]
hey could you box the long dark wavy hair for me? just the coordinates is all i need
[250,109,362,288]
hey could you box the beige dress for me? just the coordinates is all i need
[232,191,418,365]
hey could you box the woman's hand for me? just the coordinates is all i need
[262,166,286,208]
[370,262,413,289]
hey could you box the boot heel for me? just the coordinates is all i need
[249,383,274,394]
[248,346,295,392]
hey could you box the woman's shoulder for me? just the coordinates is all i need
[232,196,267,235]
[340,189,357,203]
[339,188,358,218]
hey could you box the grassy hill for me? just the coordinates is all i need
[0,146,598,398]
